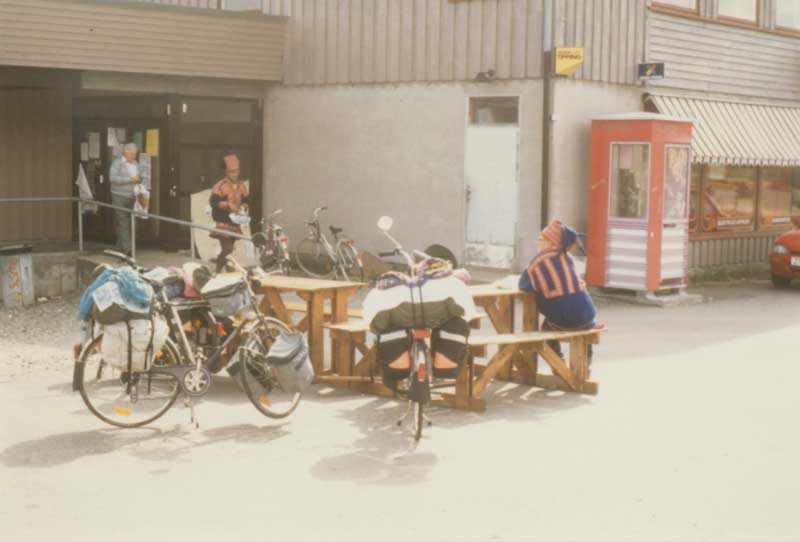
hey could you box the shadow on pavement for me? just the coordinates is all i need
[0,422,288,469]
[307,381,591,486]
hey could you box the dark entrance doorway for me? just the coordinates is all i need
[72,94,261,250]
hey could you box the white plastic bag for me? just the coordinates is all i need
[102,316,169,372]
[75,164,98,214]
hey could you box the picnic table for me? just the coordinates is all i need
[468,282,539,383]
[253,274,364,374]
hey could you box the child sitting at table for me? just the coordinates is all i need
[519,220,598,363]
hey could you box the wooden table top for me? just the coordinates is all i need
[253,274,364,293]
[468,283,531,300]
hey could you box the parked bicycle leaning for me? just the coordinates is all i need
[295,205,364,282]
[74,250,312,429]
[252,208,291,275]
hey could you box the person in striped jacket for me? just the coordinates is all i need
[519,220,597,361]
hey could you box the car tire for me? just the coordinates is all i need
[771,274,792,289]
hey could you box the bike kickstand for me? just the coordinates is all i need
[186,396,199,429]
[396,401,414,427]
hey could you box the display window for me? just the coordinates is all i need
[701,165,756,232]
[759,167,793,228]
[609,143,649,220]
[689,164,702,233]
[664,146,691,221]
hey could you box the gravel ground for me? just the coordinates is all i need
[0,294,80,382]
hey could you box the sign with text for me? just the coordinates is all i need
[638,62,665,80]
[554,48,584,76]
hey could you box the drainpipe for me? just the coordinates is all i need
[541,0,554,229]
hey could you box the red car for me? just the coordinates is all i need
[769,228,800,288]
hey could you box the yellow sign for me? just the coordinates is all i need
[145,129,160,157]
[554,47,584,76]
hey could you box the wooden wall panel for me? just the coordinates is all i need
[0,90,72,242]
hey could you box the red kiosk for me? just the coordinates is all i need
[586,113,694,292]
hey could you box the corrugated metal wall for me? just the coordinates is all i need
[0,90,73,242]
[257,0,546,85]
[551,0,648,85]
[689,234,779,269]
[0,0,287,81]
[647,10,800,102]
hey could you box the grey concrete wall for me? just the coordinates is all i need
[263,80,544,271]
[549,78,644,234]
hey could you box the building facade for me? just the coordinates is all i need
[2,0,799,275]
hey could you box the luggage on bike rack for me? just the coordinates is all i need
[90,281,152,325]
[201,274,249,318]
[266,332,314,394]
[102,315,169,372]
[431,317,470,379]
[377,328,412,385]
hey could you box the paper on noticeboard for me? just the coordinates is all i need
[88,133,101,159]
[146,129,160,157]
[138,153,152,189]
[80,143,89,162]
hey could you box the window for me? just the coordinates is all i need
[701,165,756,232]
[469,97,519,125]
[689,165,702,232]
[777,0,800,30]
[222,0,263,10]
[653,0,698,11]
[759,168,793,228]
[610,144,649,219]
[718,0,757,23]
[664,146,691,221]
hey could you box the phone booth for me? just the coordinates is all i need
[586,113,693,292]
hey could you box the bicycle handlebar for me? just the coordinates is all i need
[103,249,136,267]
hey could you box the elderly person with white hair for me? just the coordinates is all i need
[109,142,143,255]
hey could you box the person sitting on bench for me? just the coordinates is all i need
[519,220,597,362]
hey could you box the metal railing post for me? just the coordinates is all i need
[190,227,196,262]
[77,200,84,253]
[130,211,136,260]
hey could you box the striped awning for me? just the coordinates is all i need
[646,94,800,167]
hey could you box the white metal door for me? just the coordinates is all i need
[464,126,519,268]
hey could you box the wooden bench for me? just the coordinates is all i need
[439,327,605,411]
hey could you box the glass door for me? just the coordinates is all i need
[661,145,691,286]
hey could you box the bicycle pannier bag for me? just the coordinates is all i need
[431,317,470,379]
[102,315,169,372]
[201,275,249,318]
[91,281,151,325]
[377,329,412,384]
[266,332,314,394]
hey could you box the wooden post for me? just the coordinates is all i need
[331,289,351,376]
[307,293,325,373]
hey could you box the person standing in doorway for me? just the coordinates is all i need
[109,142,142,256]
[209,153,249,272]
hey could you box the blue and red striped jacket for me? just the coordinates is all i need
[519,249,596,329]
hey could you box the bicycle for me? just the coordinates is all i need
[75,250,300,428]
[373,217,471,441]
[252,208,291,275]
[295,206,364,282]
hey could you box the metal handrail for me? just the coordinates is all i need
[0,196,252,261]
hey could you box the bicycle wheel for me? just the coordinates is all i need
[77,335,181,428]
[338,242,364,282]
[237,317,302,419]
[295,238,335,278]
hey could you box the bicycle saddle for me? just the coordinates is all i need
[330,226,343,235]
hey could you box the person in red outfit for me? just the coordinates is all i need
[209,154,249,272]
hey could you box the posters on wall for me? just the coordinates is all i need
[80,143,89,162]
[146,129,160,157]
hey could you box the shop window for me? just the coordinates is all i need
[689,164,702,233]
[653,0,698,12]
[610,144,649,219]
[701,165,756,232]
[718,0,757,23]
[469,97,519,125]
[664,146,691,221]
[777,0,800,30]
[759,168,794,228]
